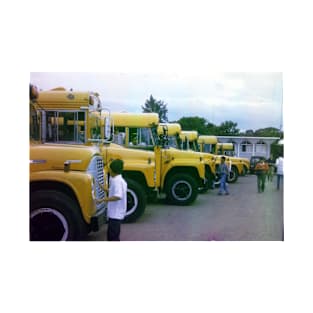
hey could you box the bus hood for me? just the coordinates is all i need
[30,143,102,172]
[102,143,155,163]
[166,147,203,161]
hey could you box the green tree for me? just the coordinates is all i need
[177,116,209,134]
[254,127,281,137]
[142,95,168,122]
[242,129,255,136]
[216,120,240,136]
[206,122,218,135]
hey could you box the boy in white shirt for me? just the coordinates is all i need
[105,159,127,241]
[275,154,284,190]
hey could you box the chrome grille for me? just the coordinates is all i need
[87,156,106,211]
[96,157,105,199]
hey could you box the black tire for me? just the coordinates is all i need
[214,174,221,187]
[214,165,221,187]
[165,173,198,205]
[242,165,248,176]
[227,165,238,183]
[123,179,146,223]
[30,190,88,241]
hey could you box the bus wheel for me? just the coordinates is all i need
[227,166,238,183]
[30,190,88,241]
[214,175,221,188]
[166,173,198,205]
[123,179,146,223]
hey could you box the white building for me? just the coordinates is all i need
[217,136,280,159]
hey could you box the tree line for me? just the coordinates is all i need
[142,95,283,138]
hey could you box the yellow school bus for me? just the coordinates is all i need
[29,86,107,240]
[216,142,250,175]
[34,88,155,222]
[105,113,207,204]
[198,135,244,183]
[162,128,216,191]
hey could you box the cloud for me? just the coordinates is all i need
[30,72,282,131]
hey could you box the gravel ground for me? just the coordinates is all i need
[87,174,284,241]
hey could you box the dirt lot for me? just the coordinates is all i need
[87,174,284,241]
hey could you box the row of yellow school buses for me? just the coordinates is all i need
[29,85,250,241]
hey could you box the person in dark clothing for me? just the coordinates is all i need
[266,155,275,182]
[254,159,269,193]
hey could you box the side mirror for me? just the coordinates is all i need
[104,116,111,140]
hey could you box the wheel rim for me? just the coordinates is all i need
[171,180,192,201]
[228,171,235,182]
[126,189,138,216]
[214,180,221,186]
[30,208,69,241]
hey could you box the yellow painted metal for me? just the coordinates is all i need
[29,143,103,223]
[198,135,218,144]
[37,89,90,109]
[157,123,181,136]
[107,112,159,127]
[217,142,234,150]
[179,130,198,141]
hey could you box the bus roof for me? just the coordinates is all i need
[106,112,159,127]
[198,135,218,144]
[217,142,234,150]
[37,88,97,110]
[179,130,198,141]
[157,123,181,136]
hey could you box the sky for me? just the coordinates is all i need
[30,72,283,132]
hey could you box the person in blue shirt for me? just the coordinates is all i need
[218,156,229,195]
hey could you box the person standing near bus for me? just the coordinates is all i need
[266,154,275,182]
[218,156,229,195]
[275,154,284,190]
[105,159,127,241]
[255,158,269,193]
